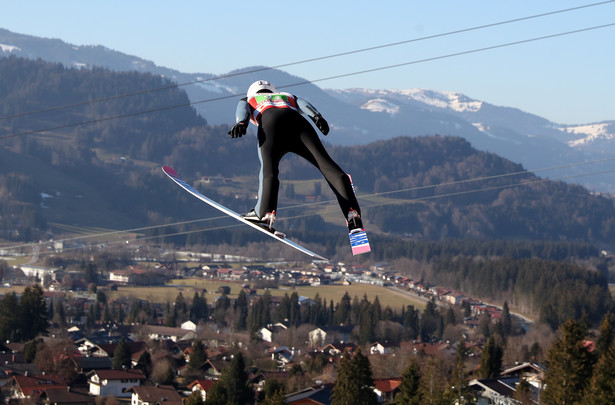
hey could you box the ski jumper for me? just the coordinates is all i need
[232,90,361,224]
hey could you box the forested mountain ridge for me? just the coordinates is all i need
[1,55,615,251]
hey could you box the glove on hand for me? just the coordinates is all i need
[313,114,330,135]
[228,122,247,138]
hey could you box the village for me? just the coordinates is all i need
[0,247,541,404]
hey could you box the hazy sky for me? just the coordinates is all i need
[1,0,614,125]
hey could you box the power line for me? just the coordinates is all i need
[1,0,613,122]
[19,166,615,257]
[2,21,614,141]
[3,157,615,255]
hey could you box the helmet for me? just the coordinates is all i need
[247,80,276,99]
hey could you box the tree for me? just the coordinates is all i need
[234,290,248,331]
[478,336,503,378]
[260,378,285,405]
[596,312,613,358]
[18,285,47,341]
[0,292,20,342]
[221,353,252,405]
[112,338,132,370]
[449,339,473,404]
[500,301,513,337]
[585,342,615,404]
[331,350,377,405]
[135,351,153,378]
[184,391,204,405]
[150,358,175,386]
[188,339,207,374]
[204,381,227,405]
[396,358,422,405]
[541,319,593,405]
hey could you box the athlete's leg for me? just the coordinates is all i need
[254,111,288,218]
[291,119,361,218]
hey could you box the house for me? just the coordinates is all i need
[257,327,273,343]
[41,387,95,405]
[469,377,525,405]
[188,379,217,402]
[501,362,545,387]
[109,270,132,284]
[285,385,333,405]
[203,359,228,377]
[443,291,466,305]
[308,328,326,348]
[7,374,68,399]
[320,342,356,357]
[130,385,183,405]
[87,369,145,397]
[271,347,294,367]
[369,342,394,355]
[138,325,198,342]
[373,378,401,403]
[181,320,198,332]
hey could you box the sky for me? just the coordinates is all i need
[1,0,614,125]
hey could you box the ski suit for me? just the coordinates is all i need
[231,91,361,223]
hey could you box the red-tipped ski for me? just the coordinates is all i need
[347,174,371,255]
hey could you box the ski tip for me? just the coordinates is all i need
[162,166,178,177]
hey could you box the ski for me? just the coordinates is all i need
[347,174,371,255]
[162,166,327,261]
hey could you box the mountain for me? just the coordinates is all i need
[2,28,614,192]
[1,55,615,256]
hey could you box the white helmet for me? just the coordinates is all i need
[247,80,276,99]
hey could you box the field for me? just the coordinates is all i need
[106,278,427,311]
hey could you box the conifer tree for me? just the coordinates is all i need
[541,319,593,404]
[449,338,473,404]
[501,301,512,337]
[396,358,422,404]
[596,312,613,358]
[585,342,615,404]
[18,285,47,341]
[234,290,248,330]
[334,292,352,326]
[188,339,207,373]
[136,350,153,378]
[479,336,503,378]
[331,350,377,405]
[112,338,132,370]
[204,381,227,405]
[221,352,252,405]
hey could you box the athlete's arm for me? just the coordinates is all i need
[228,97,251,138]
[235,97,251,124]
[296,96,329,135]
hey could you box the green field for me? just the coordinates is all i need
[108,278,427,311]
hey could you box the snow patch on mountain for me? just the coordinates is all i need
[392,89,483,113]
[561,123,613,147]
[360,98,400,114]
[0,43,20,52]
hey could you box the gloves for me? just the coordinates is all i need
[312,114,329,135]
[228,122,247,138]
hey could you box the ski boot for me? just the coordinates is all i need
[242,209,286,238]
[347,209,363,234]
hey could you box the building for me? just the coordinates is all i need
[87,369,145,397]
[130,385,182,405]
[187,379,216,402]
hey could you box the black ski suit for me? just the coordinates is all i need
[230,91,361,222]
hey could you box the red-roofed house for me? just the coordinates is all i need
[373,378,401,403]
[87,369,145,397]
[130,385,182,405]
[7,374,69,399]
[188,379,216,402]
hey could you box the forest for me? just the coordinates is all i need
[2,55,615,247]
